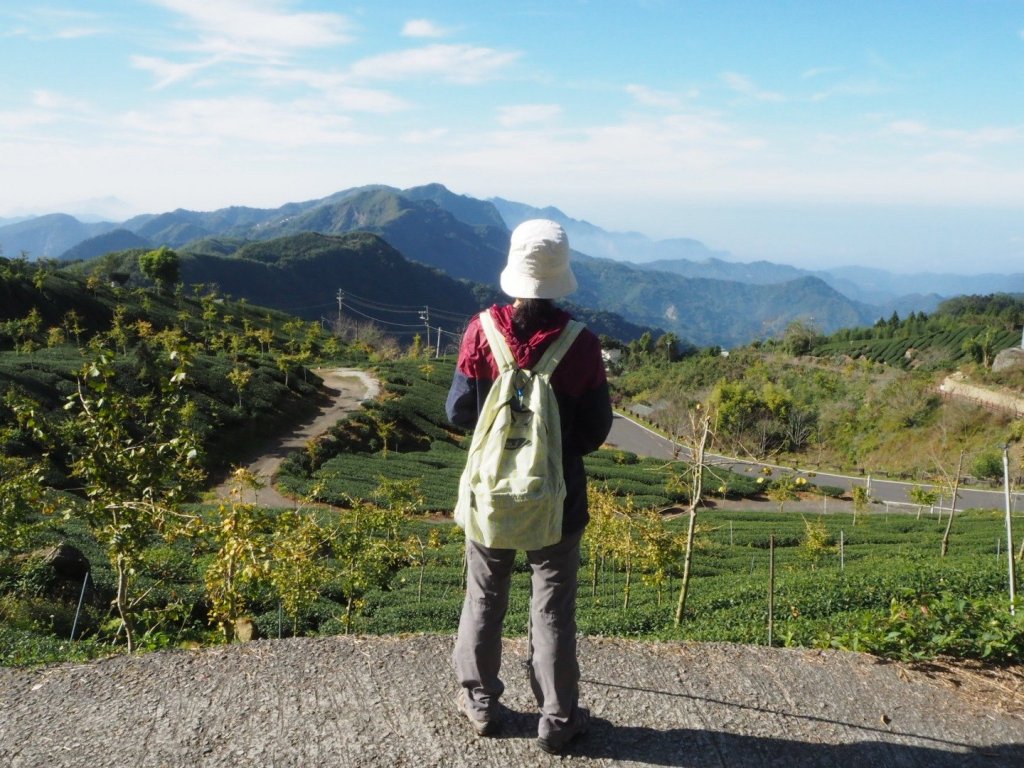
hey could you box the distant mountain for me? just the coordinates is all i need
[173,232,652,343]
[489,197,729,264]
[60,229,153,262]
[404,183,507,229]
[638,256,808,284]
[569,254,873,347]
[179,232,484,322]
[8,183,1024,348]
[823,266,1024,303]
[0,214,116,260]
[487,198,1018,316]
[244,188,507,285]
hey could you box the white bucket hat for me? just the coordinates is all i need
[499,219,578,299]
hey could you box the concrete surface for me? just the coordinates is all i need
[2,635,1022,767]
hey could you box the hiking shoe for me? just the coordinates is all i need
[456,689,499,737]
[537,708,590,754]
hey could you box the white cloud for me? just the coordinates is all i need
[351,44,520,84]
[402,19,448,38]
[5,8,106,40]
[119,97,371,146]
[131,54,224,89]
[149,0,352,58]
[625,84,687,109]
[888,119,929,137]
[32,90,78,110]
[920,151,976,166]
[886,119,1021,147]
[0,107,59,134]
[720,71,785,103]
[400,128,449,144]
[250,67,409,112]
[497,104,561,127]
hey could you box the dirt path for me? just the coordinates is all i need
[2,635,1022,767]
[940,372,1024,417]
[208,368,379,507]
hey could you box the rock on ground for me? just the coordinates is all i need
[2,635,1023,767]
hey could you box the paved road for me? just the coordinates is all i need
[607,413,1023,514]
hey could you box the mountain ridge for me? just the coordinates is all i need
[3,183,1020,347]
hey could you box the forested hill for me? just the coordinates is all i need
[4,184,888,348]
[67,232,655,344]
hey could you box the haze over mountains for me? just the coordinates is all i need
[2,184,1022,348]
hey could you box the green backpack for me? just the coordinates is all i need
[455,309,584,550]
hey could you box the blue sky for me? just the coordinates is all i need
[2,1,1023,273]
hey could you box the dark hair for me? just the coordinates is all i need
[512,298,557,336]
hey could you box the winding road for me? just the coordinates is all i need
[208,368,379,507]
[207,366,1019,516]
[607,413,1023,514]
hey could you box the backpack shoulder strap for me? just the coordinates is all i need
[533,320,585,376]
[478,309,516,374]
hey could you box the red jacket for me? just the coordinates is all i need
[446,304,613,536]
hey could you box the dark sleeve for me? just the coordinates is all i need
[445,316,493,430]
[571,379,613,455]
[446,370,483,429]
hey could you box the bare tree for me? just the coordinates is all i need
[939,450,965,558]
[675,403,714,627]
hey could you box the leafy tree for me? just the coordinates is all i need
[800,516,834,569]
[227,365,254,408]
[0,448,53,554]
[15,341,204,652]
[332,499,409,633]
[654,332,683,362]
[266,509,332,635]
[138,246,180,295]
[203,470,274,643]
[971,449,1004,482]
[851,485,869,526]
[908,485,939,518]
[782,319,821,356]
[767,474,799,514]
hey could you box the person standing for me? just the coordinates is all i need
[446,219,613,754]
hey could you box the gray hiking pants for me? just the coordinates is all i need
[452,528,583,740]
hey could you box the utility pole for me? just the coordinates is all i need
[419,306,430,350]
[336,289,344,328]
[1003,445,1017,614]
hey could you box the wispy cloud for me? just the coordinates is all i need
[149,0,352,59]
[721,71,785,103]
[402,19,449,38]
[801,66,842,80]
[625,84,690,109]
[119,96,371,146]
[809,78,887,102]
[351,44,520,84]
[249,67,409,112]
[887,119,1021,147]
[131,54,225,89]
[497,104,562,127]
[401,128,450,144]
[4,7,107,40]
